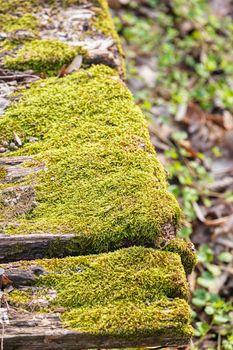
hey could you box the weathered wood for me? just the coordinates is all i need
[0,233,77,263]
[0,156,44,184]
[0,1,123,77]
[0,1,196,348]
[3,316,190,350]
[0,250,192,350]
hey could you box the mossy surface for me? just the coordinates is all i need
[62,300,193,338]
[8,289,32,306]
[0,14,39,34]
[0,65,181,252]
[0,166,7,179]
[93,0,125,75]
[164,238,197,274]
[3,40,87,75]
[7,247,192,338]
[0,0,37,14]
[0,0,84,14]
[0,0,124,76]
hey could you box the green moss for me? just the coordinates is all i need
[0,0,37,14]
[7,289,32,307]
[62,300,193,338]
[93,0,125,76]
[0,166,7,179]
[0,40,16,54]
[4,40,87,75]
[0,0,125,76]
[164,238,197,275]
[38,247,189,301]
[0,65,181,252]
[10,247,192,338]
[0,0,85,14]
[0,14,39,34]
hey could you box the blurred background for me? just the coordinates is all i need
[109,1,233,349]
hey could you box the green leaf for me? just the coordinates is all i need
[198,245,214,263]
[197,272,216,289]
[205,305,215,315]
[178,226,192,239]
[214,314,229,324]
[218,252,233,263]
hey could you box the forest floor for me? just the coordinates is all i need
[110,1,233,349]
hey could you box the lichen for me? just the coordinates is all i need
[0,65,181,252]
[7,247,192,338]
[164,237,197,274]
[4,40,88,75]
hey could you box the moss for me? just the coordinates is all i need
[92,0,125,76]
[0,0,125,76]
[0,65,181,252]
[0,0,37,14]
[0,166,7,179]
[0,40,16,54]
[62,300,193,339]
[7,289,32,307]
[0,0,85,14]
[38,247,190,301]
[10,247,192,337]
[0,14,39,35]
[4,40,88,75]
[164,237,197,275]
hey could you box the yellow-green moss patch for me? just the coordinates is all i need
[0,14,39,34]
[7,289,32,307]
[7,247,192,338]
[0,166,7,179]
[0,65,181,252]
[0,0,85,14]
[0,0,124,76]
[63,300,193,338]
[164,238,197,274]
[3,40,87,75]
[0,0,37,14]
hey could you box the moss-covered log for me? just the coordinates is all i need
[0,0,124,76]
[0,0,187,260]
[2,247,193,349]
[0,64,184,258]
[0,0,197,348]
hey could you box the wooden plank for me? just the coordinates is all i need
[3,322,191,350]
[1,248,192,349]
[0,233,77,263]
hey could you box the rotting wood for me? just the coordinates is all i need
[0,0,196,348]
[0,250,192,349]
[3,313,191,350]
[0,233,76,263]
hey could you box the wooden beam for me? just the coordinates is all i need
[1,249,192,349]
